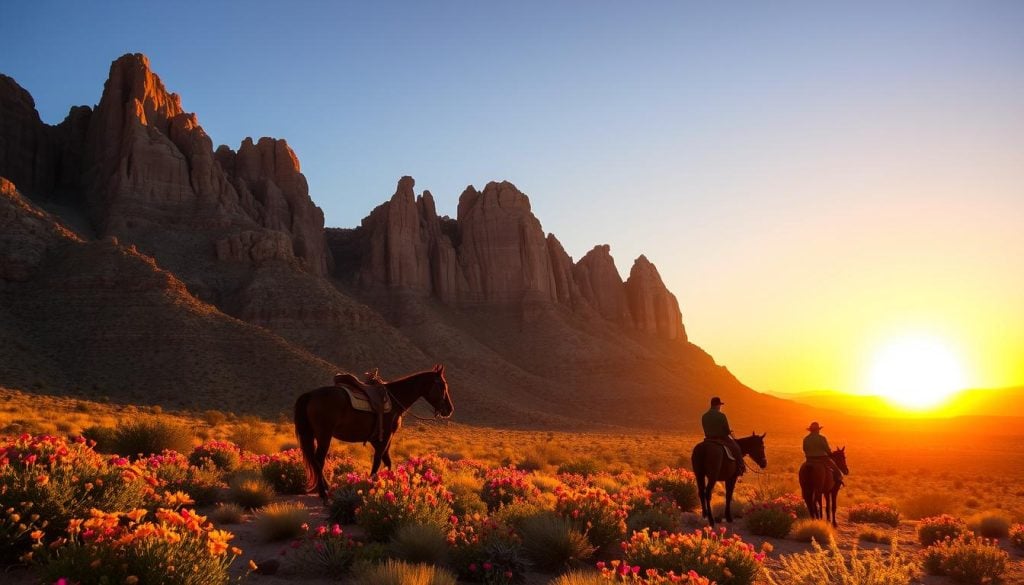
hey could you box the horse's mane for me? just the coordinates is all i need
[385,368,438,385]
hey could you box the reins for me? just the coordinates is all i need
[386,388,445,422]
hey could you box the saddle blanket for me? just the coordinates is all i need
[340,385,392,414]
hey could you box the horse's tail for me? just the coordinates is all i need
[294,391,317,493]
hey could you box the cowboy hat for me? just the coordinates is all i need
[710,397,724,406]
[807,421,823,432]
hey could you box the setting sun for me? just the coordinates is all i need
[867,335,968,409]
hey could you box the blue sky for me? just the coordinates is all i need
[3,1,1022,394]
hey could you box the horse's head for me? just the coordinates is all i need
[426,364,454,418]
[742,432,768,469]
[831,446,849,475]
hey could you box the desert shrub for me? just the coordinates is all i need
[900,490,955,520]
[551,570,714,585]
[353,559,457,585]
[922,534,1007,584]
[531,474,563,494]
[967,510,1012,538]
[355,465,453,541]
[763,539,917,585]
[254,501,310,541]
[0,501,45,565]
[80,424,118,453]
[188,440,241,471]
[646,468,699,512]
[202,410,228,427]
[492,500,550,532]
[38,508,239,585]
[209,503,245,525]
[745,500,797,538]
[857,528,893,544]
[258,449,308,494]
[519,514,595,572]
[448,513,527,583]
[622,527,765,585]
[918,514,969,546]
[558,458,601,476]
[227,473,276,509]
[0,434,153,547]
[1010,523,1024,549]
[448,471,488,516]
[229,423,275,454]
[147,452,225,506]
[389,523,449,564]
[286,523,362,577]
[789,519,835,544]
[328,472,374,524]
[627,496,685,534]
[711,496,750,520]
[112,417,193,457]
[481,467,541,511]
[554,485,627,549]
[847,502,900,527]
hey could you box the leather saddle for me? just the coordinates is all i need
[702,438,736,462]
[336,382,392,414]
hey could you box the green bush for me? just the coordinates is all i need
[152,457,225,506]
[328,473,373,524]
[789,519,835,544]
[763,539,917,585]
[967,510,1012,538]
[388,523,449,565]
[646,468,699,512]
[259,450,308,494]
[923,535,1007,584]
[554,486,627,549]
[254,501,310,541]
[847,502,900,527]
[112,417,193,457]
[745,500,797,538]
[627,496,685,534]
[519,514,594,572]
[448,514,527,583]
[918,514,969,546]
[353,559,457,585]
[355,466,453,542]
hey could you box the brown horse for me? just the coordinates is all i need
[691,433,767,528]
[294,365,454,501]
[799,447,849,526]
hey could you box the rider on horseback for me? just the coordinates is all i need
[803,422,843,486]
[702,397,746,475]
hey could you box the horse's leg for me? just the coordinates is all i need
[696,473,709,521]
[313,430,332,502]
[370,440,385,476]
[705,478,717,528]
[724,476,737,523]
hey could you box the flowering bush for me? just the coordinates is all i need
[555,485,628,549]
[482,467,541,511]
[355,464,453,541]
[188,440,241,471]
[0,434,154,546]
[328,472,374,524]
[592,563,715,584]
[620,528,766,585]
[646,468,699,513]
[922,534,1007,583]
[256,449,308,494]
[38,507,240,585]
[447,513,526,584]
[847,502,900,527]
[744,499,797,538]
[1,501,45,565]
[626,495,685,534]
[145,451,224,506]
[918,514,969,546]
[1010,523,1024,550]
[285,523,363,577]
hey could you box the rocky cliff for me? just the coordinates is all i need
[0,53,788,430]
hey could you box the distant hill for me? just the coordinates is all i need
[0,53,825,430]
[769,386,1024,420]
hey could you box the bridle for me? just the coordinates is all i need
[385,376,452,422]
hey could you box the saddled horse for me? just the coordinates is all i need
[691,433,768,527]
[294,365,454,501]
[799,446,849,526]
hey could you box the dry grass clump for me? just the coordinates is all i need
[519,514,595,572]
[229,423,275,454]
[548,571,606,585]
[857,528,894,544]
[352,559,457,585]
[112,416,194,456]
[557,458,601,476]
[254,501,310,541]
[967,510,1012,538]
[228,473,277,509]
[763,539,917,585]
[531,473,562,493]
[209,502,245,524]
[789,519,835,544]
[446,471,487,516]
[388,524,450,565]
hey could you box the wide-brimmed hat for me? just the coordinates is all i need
[710,397,724,406]
[807,421,823,432]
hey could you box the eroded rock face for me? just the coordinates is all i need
[625,255,686,341]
